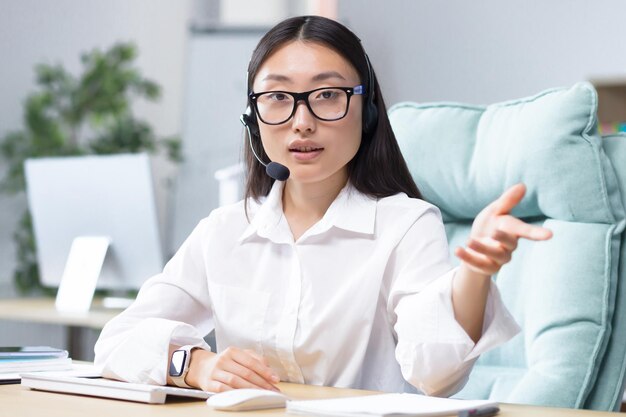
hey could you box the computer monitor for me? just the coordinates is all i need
[24,153,164,292]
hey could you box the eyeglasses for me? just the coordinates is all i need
[249,85,365,125]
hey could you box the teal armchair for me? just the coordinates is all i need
[388,83,626,410]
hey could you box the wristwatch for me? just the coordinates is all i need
[169,345,197,388]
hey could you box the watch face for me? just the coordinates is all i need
[169,349,188,377]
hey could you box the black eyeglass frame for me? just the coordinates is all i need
[249,85,365,125]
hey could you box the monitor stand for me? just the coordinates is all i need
[55,236,111,313]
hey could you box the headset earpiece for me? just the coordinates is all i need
[241,104,259,136]
[362,93,378,134]
[362,53,378,135]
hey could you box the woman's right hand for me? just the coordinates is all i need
[185,346,281,392]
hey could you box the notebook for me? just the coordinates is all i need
[0,346,71,377]
[20,373,213,404]
[0,346,68,359]
[0,357,72,375]
[286,393,499,417]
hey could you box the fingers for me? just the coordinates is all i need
[467,238,511,266]
[230,348,280,388]
[458,231,517,276]
[455,246,500,276]
[219,347,279,390]
[491,229,518,251]
[460,219,552,276]
[463,183,553,275]
[493,183,526,215]
[244,349,271,367]
[497,216,553,241]
[197,347,280,393]
[212,366,278,391]
[204,380,232,393]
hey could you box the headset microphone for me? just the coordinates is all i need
[240,112,290,181]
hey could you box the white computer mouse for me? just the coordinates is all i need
[206,388,288,411]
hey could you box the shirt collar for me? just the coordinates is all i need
[238,181,286,244]
[322,183,377,235]
[238,181,377,244]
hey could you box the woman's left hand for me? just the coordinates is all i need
[455,183,553,277]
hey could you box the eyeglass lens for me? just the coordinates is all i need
[256,88,349,124]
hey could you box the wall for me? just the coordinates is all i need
[171,31,265,248]
[337,0,626,105]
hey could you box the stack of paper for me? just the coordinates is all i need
[1,346,72,382]
[287,393,499,417]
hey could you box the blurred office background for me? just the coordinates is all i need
[1,0,626,358]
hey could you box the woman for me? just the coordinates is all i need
[94,15,551,396]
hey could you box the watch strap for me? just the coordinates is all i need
[169,345,197,388]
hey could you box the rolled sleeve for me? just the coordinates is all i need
[97,318,210,384]
[94,218,215,385]
[394,268,520,396]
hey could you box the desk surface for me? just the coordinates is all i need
[0,298,122,329]
[0,382,618,417]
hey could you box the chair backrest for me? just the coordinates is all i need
[388,83,626,411]
[587,134,626,409]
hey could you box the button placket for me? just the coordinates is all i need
[275,243,304,383]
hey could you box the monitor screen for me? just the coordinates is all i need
[24,153,164,291]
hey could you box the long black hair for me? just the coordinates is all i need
[244,15,421,203]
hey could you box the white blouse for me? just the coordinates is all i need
[94,182,520,396]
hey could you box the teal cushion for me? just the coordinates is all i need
[389,83,623,224]
[388,83,625,409]
[586,134,626,409]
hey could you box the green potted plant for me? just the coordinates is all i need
[0,42,182,294]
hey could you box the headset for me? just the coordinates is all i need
[360,52,379,135]
[240,44,378,181]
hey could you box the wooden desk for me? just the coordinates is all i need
[0,298,121,329]
[0,298,122,358]
[0,382,618,417]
